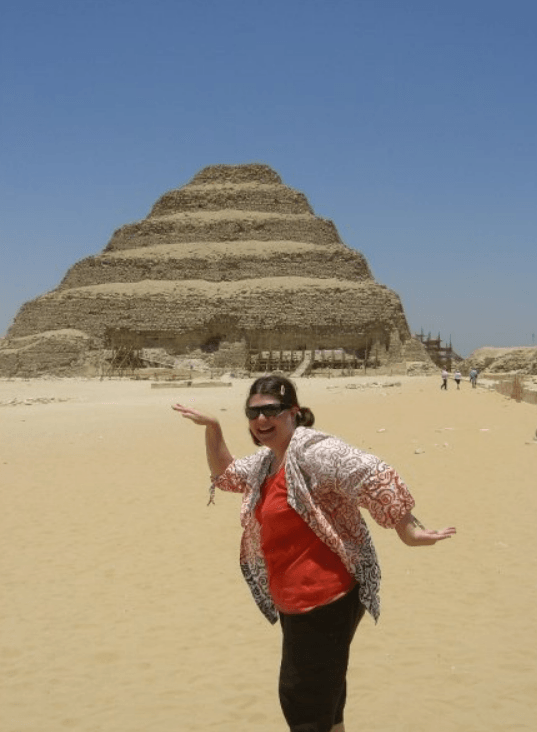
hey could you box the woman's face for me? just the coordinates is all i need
[247,393,299,453]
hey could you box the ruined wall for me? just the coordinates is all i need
[462,347,537,375]
[0,330,99,377]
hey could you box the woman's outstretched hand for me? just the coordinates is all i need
[172,403,218,427]
[172,404,233,476]
[396,512,457,546]
[410,525,457,544]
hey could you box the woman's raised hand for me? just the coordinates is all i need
[172,403,218,427]
[172,404,232,475]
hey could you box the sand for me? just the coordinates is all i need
[1,374,536,732]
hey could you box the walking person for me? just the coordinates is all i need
[173,374,456,732]
[469,368,478,388]
[454,369,462,389]
[440,368,449,389]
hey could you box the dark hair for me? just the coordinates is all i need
[246,375,315,445]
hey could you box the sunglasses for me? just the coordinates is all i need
[245,403,290,420]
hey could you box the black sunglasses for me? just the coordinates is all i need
[245,403,290,420]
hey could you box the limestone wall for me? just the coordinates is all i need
[58,244,372,289]
[105,212,342,252]
[150,184,313,217]
[8,279,409,353]
[190,163,282,185]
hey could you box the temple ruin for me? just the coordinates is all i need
[0,163,433,377]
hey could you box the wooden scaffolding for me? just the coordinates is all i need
[100,328,145,377]
[416,330,454,369]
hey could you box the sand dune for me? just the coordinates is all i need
[1,375,536,731]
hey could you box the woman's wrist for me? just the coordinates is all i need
[205,419,221,432]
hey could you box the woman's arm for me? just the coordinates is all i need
[395,512,456,546]
[172,404,233,477]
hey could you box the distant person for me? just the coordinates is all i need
[469,368,478,388]
[454,369,462,389]
[441,369,449,390]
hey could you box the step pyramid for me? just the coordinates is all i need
[1,163,422,376]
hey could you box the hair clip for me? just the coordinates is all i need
[280,385,285,395]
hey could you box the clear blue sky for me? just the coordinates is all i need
[1,0,536,357]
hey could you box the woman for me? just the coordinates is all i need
[173,375,455,732]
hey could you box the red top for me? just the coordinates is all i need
[255,466,354,613]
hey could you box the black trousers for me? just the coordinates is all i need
[278,584,365,732]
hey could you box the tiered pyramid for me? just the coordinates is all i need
[1,163,423,376]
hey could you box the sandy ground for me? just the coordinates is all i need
[1,374,536,732]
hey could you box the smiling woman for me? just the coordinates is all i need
[172,375,455,732]
[244,375,314,451]
[247,394,298,457]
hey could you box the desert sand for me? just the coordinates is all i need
[1,374,536,732]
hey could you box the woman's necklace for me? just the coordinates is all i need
[268,452,286,477]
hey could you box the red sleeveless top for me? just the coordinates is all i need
[255,466,354,613]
